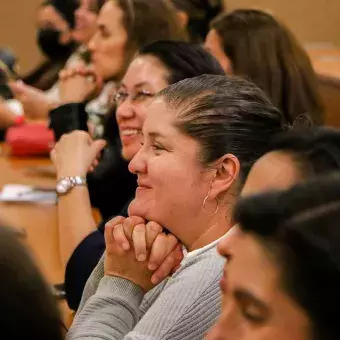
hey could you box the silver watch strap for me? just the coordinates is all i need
[68,176,87,186]
[56,176,87,196]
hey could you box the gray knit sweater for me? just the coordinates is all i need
[67,241,224,340]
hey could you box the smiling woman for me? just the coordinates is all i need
[66,74,285,340]
[205,9,324,125]
[53,41,226,311]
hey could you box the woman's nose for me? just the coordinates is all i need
[87,32,98,52]
[128,147,147,175]
[116,100,135,120]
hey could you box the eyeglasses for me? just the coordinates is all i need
[114,90,156,106]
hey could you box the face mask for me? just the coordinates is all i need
[37,28,74,60]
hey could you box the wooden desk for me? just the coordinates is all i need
[0,152,74,325]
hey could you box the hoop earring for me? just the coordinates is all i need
[202,193,219,216]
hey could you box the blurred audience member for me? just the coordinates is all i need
[23,0,78,91]
[172,0,223,42]
[72,0,106,45]
[51,0,186,134]
[0,226,64,340]
[205,9,324,125]
[209,173,340,340]
[242,126,340,195]
[9,0,106,121]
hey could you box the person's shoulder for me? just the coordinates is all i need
[169,245,224,291]
[181,244,224,274]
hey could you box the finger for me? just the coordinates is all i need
[165,234,179,254]
[112,224,130,251]
[88,165,95,172]
[104,224,115,247]
[132,224,147,262]
[170,244,184,274]
[148,234,168,270]
[92,159,99,167]
[59,70,66,80]
[90,139,107,160]
[145,221,163,250]
[151,252,176,285]
[62,69,72,79]
[148,234,179,270]
[79,67,96,78]
[95,74,103,90]
[9,81,25,95]
[50,148,56,163]
[173,243,185,263]
[123,216,146,241]
[105,216,125,229]
[151,244,183,284]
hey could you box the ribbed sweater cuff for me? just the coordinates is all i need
[97,276,145,305]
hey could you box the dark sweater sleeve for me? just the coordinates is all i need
[64,201,131,311]
[49,102,88,141]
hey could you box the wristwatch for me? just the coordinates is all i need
[56,176,87,196]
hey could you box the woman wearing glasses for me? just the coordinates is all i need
[50,40,225,310]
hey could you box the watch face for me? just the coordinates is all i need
[56,179,70,194]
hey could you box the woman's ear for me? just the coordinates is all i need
[209,154,240,199]
[176,10,189,29]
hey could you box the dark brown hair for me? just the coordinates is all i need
[171,0,223,42]
[139,40,225,85]
[0,226,63,340]
[211,9,324,125]
[114,0,187,53]
[158,74,285,183]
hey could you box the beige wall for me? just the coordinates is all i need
[224,0,340,46]
[1,0,340,74]
[0,0,43,75]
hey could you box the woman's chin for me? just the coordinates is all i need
[127,198,148,219]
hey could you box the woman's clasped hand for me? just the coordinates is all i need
[58,62,104,105]
[104,216,184,291]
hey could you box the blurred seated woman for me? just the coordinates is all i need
[205,9,324,125]
[22,0,79,91]
[9,0,106,120]
[66,74,284,339]
[51,41,226,311]
[242,126,340,195]
[0,0,79,129]
[0,226,63,340]
[171,0,223,42]
[50,0,186,137]
[209,173,340,340]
